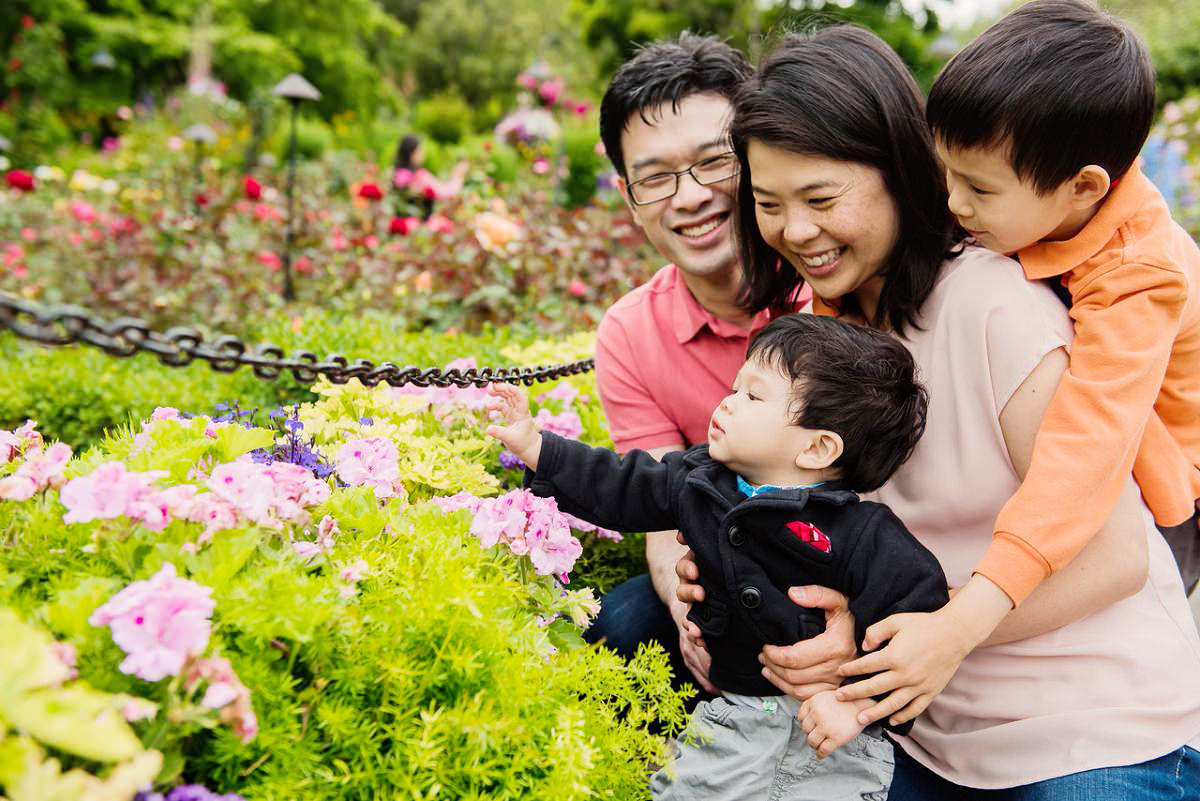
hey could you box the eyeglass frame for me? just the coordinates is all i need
[625,151,740,206]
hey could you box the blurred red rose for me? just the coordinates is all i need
[6,170,34,192]
[357,182,383,200]
[243,176,262,200]
[388,217,420,235]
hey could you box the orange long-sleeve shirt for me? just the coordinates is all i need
[978,166,1200,605]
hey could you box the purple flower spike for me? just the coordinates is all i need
[499,449,524,470]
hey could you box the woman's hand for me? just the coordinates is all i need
[834,576,1011,726]
[760,586,857,701]
[485,384,542,469]
[671,540,719,691]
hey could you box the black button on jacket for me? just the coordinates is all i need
[526,433,949,705]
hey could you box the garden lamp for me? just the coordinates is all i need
[271,73,321,302]
[183,122,217,211]
[91,48,116,70]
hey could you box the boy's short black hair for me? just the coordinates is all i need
[927,0,1155,194]
[747,314,928,493]
[599,33,752,179]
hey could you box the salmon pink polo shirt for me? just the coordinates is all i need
[596,264,807,454]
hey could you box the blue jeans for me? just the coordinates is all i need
[584,573,713,703]
[888,742,1200,800]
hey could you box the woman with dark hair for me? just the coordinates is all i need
[392,133,469,219]
[678,24,1200,798]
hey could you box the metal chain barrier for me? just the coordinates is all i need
[0,295,594,388]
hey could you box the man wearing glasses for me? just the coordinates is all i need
[588,34,813,696]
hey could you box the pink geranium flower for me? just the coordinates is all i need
[60,462,168,527]
[89,563,215,682]
[335,438,400,499]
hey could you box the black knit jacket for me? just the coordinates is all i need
[526,433,949,703]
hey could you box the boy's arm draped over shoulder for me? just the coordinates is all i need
[981,261,1188,605]
[524,431,686,535]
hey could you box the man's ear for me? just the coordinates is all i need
[795,430,843,470]
[1068,165,1111,209]
[616,175,643,226]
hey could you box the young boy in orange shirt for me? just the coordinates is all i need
[833,0,1200,734]
[925,0,1200,607]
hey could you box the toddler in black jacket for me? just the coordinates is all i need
[487,314,948,801]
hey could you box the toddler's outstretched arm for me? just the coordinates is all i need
[485,383,543,470]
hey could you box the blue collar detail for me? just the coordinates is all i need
[736,475,825,498]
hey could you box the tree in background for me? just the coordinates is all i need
[570,0,942,89]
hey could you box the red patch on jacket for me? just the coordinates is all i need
[785,521,831,553]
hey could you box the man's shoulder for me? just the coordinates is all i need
[599,264,681,332]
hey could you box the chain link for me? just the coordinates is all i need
[0,294,594,387]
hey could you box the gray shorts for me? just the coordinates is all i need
[650,693,893,801]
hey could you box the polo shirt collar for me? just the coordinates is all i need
[1018,162,1154,280]
[668,264,767,343]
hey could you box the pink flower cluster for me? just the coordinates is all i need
[534,408,583,440]
[89,563,215,682]
[60,462,173,530]
[293,514,339,558]
[184,655,258,743]
[334,437,401,499]
[0,421,72,501]
[434,489,586,580]
[59,457,330,541]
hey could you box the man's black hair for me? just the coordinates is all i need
[599,33,752,179]
[927,0,1155,194]
[747,314,928,493]
[731,26,962,335]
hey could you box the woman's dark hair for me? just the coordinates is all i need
[394,134,421,171]
[748,313,928,492]
[599,32,752,179]
[732,25,962,334]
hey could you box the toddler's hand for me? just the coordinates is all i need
[798,690,870,758]
[485,383,543,471]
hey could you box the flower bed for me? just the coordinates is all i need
[0,351,687,799]
[0,109,653,338]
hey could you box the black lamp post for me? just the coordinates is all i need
[271,73,321,302]
[182,123,216,212]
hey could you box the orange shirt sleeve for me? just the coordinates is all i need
[977,261,1188,605]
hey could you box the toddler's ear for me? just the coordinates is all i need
[1068,165,1111,208]
[795,430,843,470]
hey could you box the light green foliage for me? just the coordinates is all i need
[0,330,684,798]
[0,608,163,801]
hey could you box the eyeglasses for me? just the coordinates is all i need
[626,152,740,205]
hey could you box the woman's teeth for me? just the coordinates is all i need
[680,218,722,238]
[800,248,843,267]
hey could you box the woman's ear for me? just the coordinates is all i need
[1068,165,1111,209]
[795,430,843,470]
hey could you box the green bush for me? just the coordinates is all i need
[560,120,605,209]
[412,91,475,144]
[0,376,688,798]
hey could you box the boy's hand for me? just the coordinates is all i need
[833,576,1010,727]
[485,383,543,471]
[798,690,871,758]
